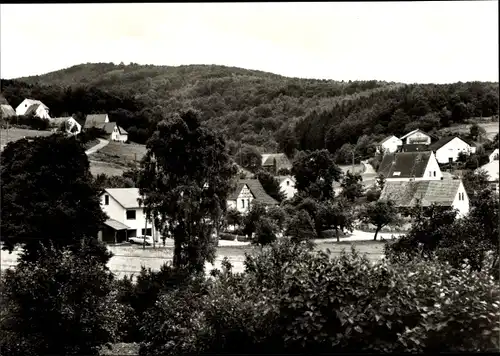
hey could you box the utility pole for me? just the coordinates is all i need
[351,150,355,173]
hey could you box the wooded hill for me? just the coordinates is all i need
[1,63,498,156]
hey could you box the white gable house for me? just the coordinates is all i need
[376,135,403,154]
[400,129,431,145]
[277,175,297,200]
[430,137,477,164]
[99,188,153,243]
[489,148,499,162]
[15,98,50,119]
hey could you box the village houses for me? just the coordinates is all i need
[99,188,153,244]
[476,160,499,194]
[15,98,51,119]
[429,136,477,164]
[379,179,470,218]
[399,129,432,145]
[377,151,443,181]
[261,153,292,175]
[84,113,128,142]
[227,179,279,214]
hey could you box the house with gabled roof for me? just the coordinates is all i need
[475,160,499,194]
[429,136,477,164]
[489,148,499,163]
[103,122,128,142]
[276,175,297,200]
[84,113,110,130]
[227,179,279,213]
[99,188,153,243]
[261,153,292,175]
[379,179,470,217]
[377,151,442,181]
[15,98,50,119]
[400,129,431,145]
[1,104,16,118]
[376,135,403,154]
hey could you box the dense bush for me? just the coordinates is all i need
[3,115,50,130]
[0,243,119,356]
[139,240,500,354]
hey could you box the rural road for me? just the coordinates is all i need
[85,138,109,155]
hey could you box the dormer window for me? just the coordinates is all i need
[393,172,401,176]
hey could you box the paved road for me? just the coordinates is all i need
[85,138,109,155]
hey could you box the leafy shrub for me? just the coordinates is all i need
[0,243,119,356]
[139,240,500,354]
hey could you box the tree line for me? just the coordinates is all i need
[0,108,498,355]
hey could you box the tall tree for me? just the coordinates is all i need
[340,171,364,203]
[138,109,237,273]
[358,200,398,240]
[0,134,108,262]
[291,149,343,201]
[256,170,286,203]
[285,210,317,245]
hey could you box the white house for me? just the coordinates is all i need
[476,160,499,194]
[227,179,278,214]
[379,179,470,218]
[400,129,431,145]
[429,136,477,164]
[103,122,128,142]
[277,175,297,200]
[376,135,403,154]
[377,151,442,181]
[15,98,50,119]
[99,188,153,243]
[489,148,499,162]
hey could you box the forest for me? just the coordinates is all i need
[1,63,498,158]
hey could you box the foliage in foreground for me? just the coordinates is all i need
[0,243,118,356]
[138,240,500,355]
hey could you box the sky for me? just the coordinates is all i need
[0,2,498,83]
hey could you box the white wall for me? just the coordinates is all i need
[227,185,255,214]
[435,138,474,164]
[404,131,431,145]
[100,193,152,236]
[379,136,403,154]
[422,152,443,180]
[489,149,499,162]
[280,178,297,200]
[35,105,50,119]
[451,181,470,218]
[15,99,31,116]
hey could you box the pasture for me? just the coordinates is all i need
[87,141,147,176]
[441,122,499,141]
[0,128,53,146]
[1,232,397,279]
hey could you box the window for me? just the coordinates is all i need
[429,171,432,177]
[241,199,245,209]
[104,195,109,205]
[127,229,137,238]
[393,172,401,176]
[126,210,136,220]
[141,228,152,236]
[433,171,436,177]
[286,180,290,186]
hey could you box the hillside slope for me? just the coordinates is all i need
[2,63,499,155]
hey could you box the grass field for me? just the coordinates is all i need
[87,141,147,176]
[440,122,499,141]
[1,236,392,280]
[0,128,53,146]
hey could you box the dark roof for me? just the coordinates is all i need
[228,179,278,206]
[399,144,429,152]
[1,104,16,117]
[24,103,40,116]
[118,126,128,135]
[380,180,462,207]
[103,122,117,134]
[0,94,8,105]
[84,114,108,129]
[429,136,474,151]
[378,151,432,179]
[261,153,292,170]
[104,219,130,231]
